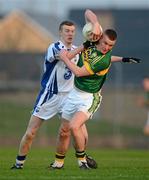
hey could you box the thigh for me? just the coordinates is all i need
[62,89,98,121]
[70,111,89,130]
[26,115,43,133]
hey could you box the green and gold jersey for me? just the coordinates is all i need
[74,47,111,93]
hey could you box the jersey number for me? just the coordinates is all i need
[64,66,72,80]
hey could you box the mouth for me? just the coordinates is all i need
[68,37,73,40]
[101,49,107,54]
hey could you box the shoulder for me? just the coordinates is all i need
[47,41,65,51]
[71,44,77,49]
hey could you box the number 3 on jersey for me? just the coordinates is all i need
[64,66,72,80]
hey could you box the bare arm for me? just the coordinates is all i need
[111,56,141,63]
[111,56,123,62]
[59,50,90,77]
[85,9,99,24]
[84,9,103,40]
[66,45,84,60]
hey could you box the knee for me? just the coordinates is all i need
[70,124,79,136]
[24,130,36,141]
[59,126,70,138]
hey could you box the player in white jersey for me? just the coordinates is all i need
[33,40,78,119]
[11,21,96,169]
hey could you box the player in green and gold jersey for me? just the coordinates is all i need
[50,28,141,169]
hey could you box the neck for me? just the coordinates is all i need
[60,39,72,48]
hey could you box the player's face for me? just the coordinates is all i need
[59,25,76,45]
[97,34,116,54]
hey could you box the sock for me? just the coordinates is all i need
[75,150,86,166]
[15,155,26,167]
[53,153,65,167]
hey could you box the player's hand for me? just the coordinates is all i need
[92,23,103,41]
[122,57,141,63]
[83,40,95,49]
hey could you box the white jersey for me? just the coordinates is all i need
[41,41,78,93]
[33,41,78,117]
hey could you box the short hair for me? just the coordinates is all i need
[59,21,75,31]
[104,29,117,41]
[143,75,149,79]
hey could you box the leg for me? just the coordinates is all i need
[81,124,88,149]
[69,111,91,169]
[18,115,43,155]
[70,111,88,151]
[56,119,71,155]
[50,119,71,169]
[81,124,98,169]
[11,115,43,169]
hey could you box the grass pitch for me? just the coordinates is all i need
[0,148,149,180]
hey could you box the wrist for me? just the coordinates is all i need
[122,57,129,63]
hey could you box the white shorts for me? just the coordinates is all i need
[62,88,102,121]
[33,91,68,120]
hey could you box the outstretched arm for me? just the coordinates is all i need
[111,56,141,63]
[111,56,122,62]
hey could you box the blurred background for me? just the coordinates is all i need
[0,0,149,149]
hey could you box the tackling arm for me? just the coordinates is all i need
[66,45,84,60]
[59,50,90,77]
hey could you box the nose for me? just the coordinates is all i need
[105,45,110,52]
[69,31,74,36]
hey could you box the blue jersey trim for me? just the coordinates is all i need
[41,59,58,93]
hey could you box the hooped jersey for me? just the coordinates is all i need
[74,47,112,93]
[41,41,78,93]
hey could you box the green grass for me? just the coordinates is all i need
[0,148,149,180]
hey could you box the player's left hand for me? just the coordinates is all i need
[122,57,141,63]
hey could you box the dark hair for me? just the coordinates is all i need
[104,29,117,41]
[143,75,149,79]
[59,21,75,31]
